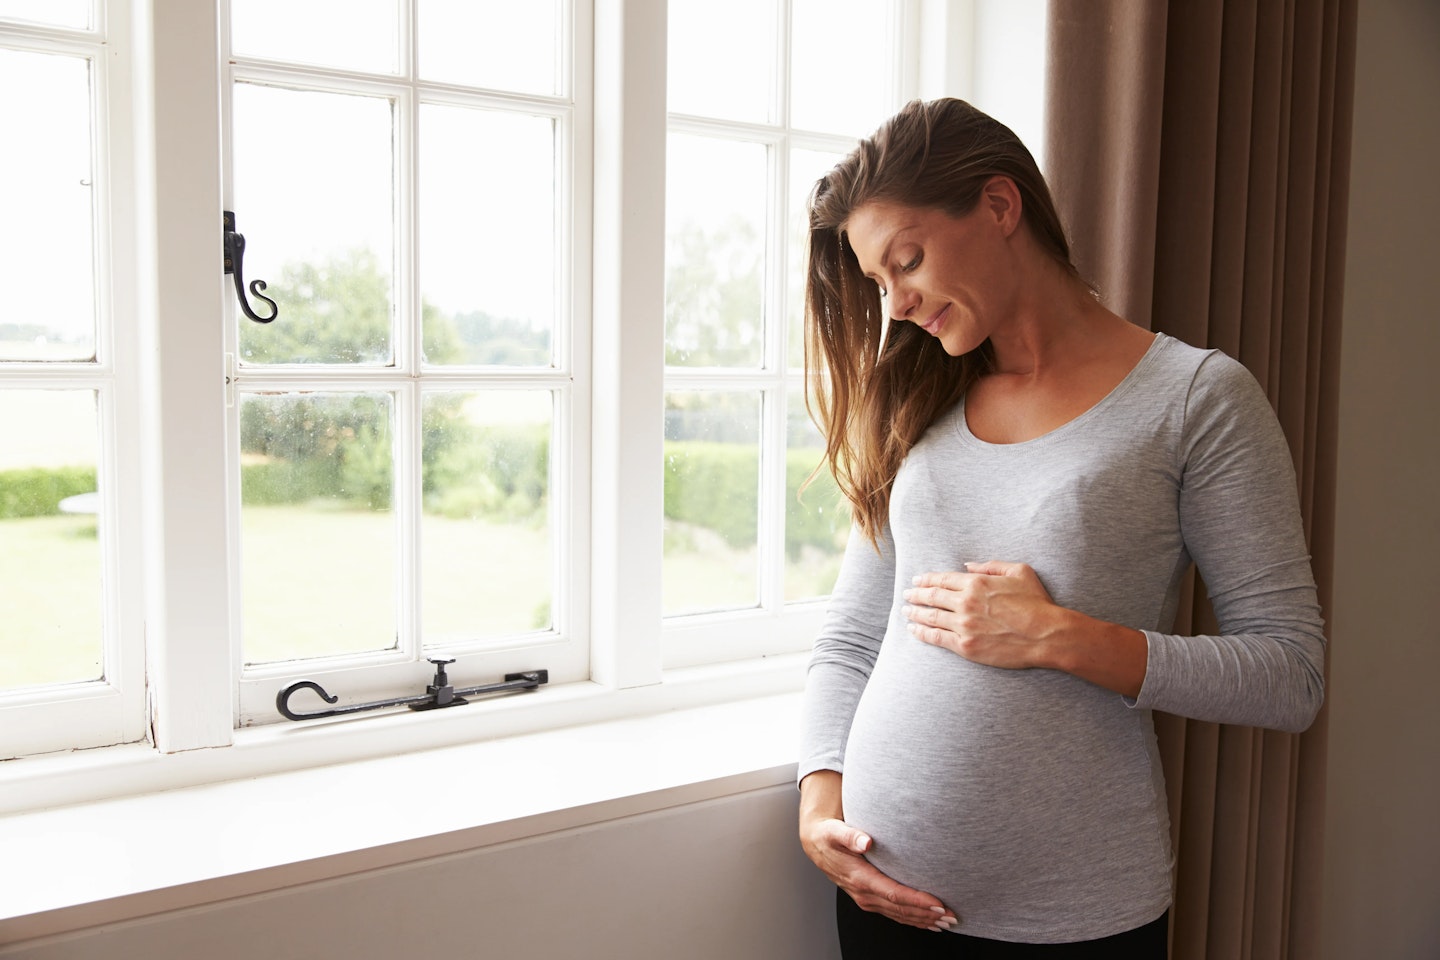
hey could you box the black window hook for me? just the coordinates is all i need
[223,210,279,323]
[276,659,549,721]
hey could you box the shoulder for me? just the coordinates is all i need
[1184,345,1273,422]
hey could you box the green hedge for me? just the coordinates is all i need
[663,441,849,558]
[0,466,97,519]
[5,444,852,560]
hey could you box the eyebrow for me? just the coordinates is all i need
[860,237,898,282]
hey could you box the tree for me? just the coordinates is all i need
[664,215,764,369]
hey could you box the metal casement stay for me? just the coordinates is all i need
[223,210,279,324]
[276,658,549,721]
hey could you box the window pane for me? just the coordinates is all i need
[667,0,776,123]
[666,134,767,369]
[787,147,845,370]
[231,0,399,74]
[420,105,556,366]
[0,390,102,690]
[663,391,760,615]
[790,0,894,135]
[0,49,95,362]
[0,0,89,30]
[422,390,552,644]
[240,392,396,664]
[785,389,848,602]
[233,83,396,365]
[418,0,560,96]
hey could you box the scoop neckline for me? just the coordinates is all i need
[954,332,1170,449]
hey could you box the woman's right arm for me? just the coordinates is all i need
[797,525,957,931]
[797,525,895,781]
[799,769,957,930]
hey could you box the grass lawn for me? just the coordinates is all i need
[0,514,103,689]
[241,505,554,663]
[3,507,843,691]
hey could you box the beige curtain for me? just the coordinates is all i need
[1045,2,1356,957]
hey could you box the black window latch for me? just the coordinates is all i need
[277,658,548,721]
[223,210,279,323]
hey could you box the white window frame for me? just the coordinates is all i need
[1,0,996,782]
[660,0,917,670]
[217,0,595,727]
[0,0,147,758]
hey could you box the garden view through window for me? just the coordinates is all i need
[1,0,917,756]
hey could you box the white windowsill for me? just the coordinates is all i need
[0,665,808,947]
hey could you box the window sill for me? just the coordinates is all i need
[0,661,808,946]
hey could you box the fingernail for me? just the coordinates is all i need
[928,925,944,932]
[911,575,922,585]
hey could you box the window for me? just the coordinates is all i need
[0,0,930,767]
[0,0,146,758]
[224,0,590,725]
[660,0,910,666]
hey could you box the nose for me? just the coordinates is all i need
[888,282,920,321]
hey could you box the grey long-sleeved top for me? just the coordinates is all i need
[798,333,1326,943]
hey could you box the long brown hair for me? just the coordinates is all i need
[804,98,1081,545]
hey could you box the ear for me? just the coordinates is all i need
[980,175,1023,237]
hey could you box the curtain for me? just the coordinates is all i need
[1044,2,1356,957]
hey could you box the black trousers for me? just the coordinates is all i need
[836,889,1169,959]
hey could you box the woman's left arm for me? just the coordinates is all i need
[902,559,1150,697]
[903,353,1326,732]
[1126,353,1326,731]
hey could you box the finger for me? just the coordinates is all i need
[815,817,872,854]
[846,880,961,932]
[847,868,958,929]
[906,620,954,651]
[910,570,974,590]
[963,559,1026,577]
[901,601,946,628]
[902,581,973,612]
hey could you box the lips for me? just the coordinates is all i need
[921,304,950,336]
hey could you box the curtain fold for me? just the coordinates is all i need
[1044,2,1356,957]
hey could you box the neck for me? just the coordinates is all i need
[985,262,1110,378]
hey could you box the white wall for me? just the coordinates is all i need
[1320,1,1440,957]
[3,784,839,960]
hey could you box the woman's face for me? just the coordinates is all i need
[844,196,1017,357]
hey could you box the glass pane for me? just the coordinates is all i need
[787,147,845,370]
[419,0,560,96]
[0,390,102,690]
[0,49,95,361]
[791,0,894,135]
[0,0,89,29]
[665,134,767,368]
[240,392,396,664]
[663,391,760,615]
[420,105,555,366]
[667,0,777,123]
[785,389,849,602]
[233,83,395,365]
[422,390,552,644]
[231,0,399,74]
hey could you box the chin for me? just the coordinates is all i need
[936,333,979,357]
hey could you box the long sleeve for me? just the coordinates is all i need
[1130,352,1326,731]
[797,523,896,784]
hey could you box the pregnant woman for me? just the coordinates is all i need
[797,98,1325,959]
